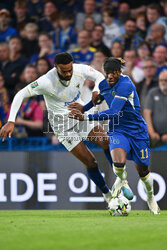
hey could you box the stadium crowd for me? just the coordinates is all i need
[0,0,167,147]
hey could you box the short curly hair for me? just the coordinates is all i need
[54,52,73,65]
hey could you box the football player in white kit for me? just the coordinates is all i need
[0,53,131,204]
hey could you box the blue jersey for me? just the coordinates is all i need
[88,75,149,140]
[70,47,96,64]
[0,27,18,43]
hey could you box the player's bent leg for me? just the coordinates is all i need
[70,141,112,203]
[87,124,109,150]
[87,125,113,168]
[111,148,134,200]
[136,164,160,214]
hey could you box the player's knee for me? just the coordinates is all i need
[113,162,125,169]
[86,158,97,168]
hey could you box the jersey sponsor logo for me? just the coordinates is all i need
[112,91,116,97]
[64,90,81,106]
[30,81,38,89]
[113,139,120,144]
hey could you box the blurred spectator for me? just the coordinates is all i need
[135,12,147,39]
[13,83,43,137]
[137,57,158,113]
[75,0,102,31]
[21,23,39,59]
[161,0,167,15]
[144,70,167,146]
[146,23,166,50]
[49,11,60,31]
[136,41,152,68]
[123,49,145,84]
[51,11,77,51]
[30,32,58,66]
[90,49,106,74]
[117,2,130,26]
[96,0,114,12]
[130,4,147,19]
[159,0,167,41]
[146,3,161,36]
[110,41,123,58]
[55,0,83,16]
[4,36,28,101]
[70,30,96,64]
[0,43,10,73]
[102,9,121,49]
[0,72,9,128]
[114,18,143,51]
[146,3,167,41]
[27,0,44,21]
[153,45,167,76]
[36,58,51,77]
[38,0,58,32]
[91,24,110,57]
[21,64,38,85]
[12,65,43,137]
[0,9,18,43]
[13,0,34,37]
[83,16,95,33]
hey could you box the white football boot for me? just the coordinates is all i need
[121,180,134,200]
[103,190,113,204]
[110,177,122,198]
[147,195,160,214]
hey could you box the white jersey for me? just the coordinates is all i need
[8,64,104,134]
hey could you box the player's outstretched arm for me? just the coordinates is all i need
[68,93,104,114]
[69,96,126,121]
[0,86,32,141]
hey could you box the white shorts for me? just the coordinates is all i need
[56,120,98,151]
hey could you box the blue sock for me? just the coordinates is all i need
[87,166,109,194]
[104,148,113,168]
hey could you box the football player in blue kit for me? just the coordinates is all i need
[69,57,160,214]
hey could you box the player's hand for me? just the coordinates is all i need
[150,132,160,140]
[68,102,84,113]
[161,134,167,142]
[92,91,101,106]
[0,122,15,142]
[68,109,84,120]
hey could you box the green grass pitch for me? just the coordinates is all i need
[0,210,167,250]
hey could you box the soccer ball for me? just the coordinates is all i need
[108,195,131,216]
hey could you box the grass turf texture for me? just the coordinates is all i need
[0,210,167,250]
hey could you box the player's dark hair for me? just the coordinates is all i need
[54,52,73,65]
[103,57,125,72]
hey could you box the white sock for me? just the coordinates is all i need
[141,173,154,198]
[113,164,127,180]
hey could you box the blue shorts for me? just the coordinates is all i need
[108,132,150,166]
